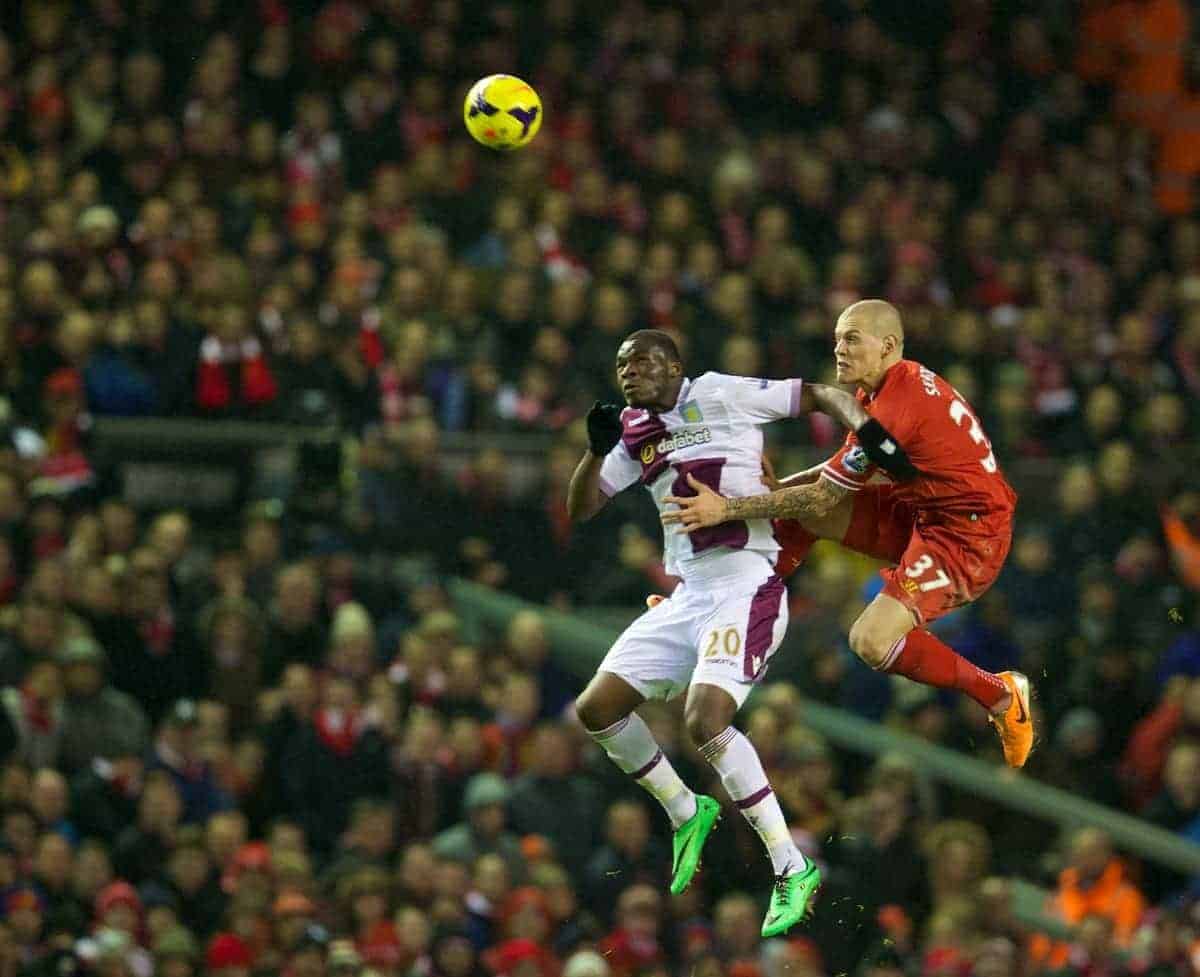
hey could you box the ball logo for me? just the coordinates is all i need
[468,92,499,118]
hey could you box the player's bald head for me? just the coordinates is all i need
[833,300,906,390]
[839,300,905,346]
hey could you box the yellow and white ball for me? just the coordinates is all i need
[463,74,543,150]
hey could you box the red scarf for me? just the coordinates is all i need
[197,336,278,411]
[31,532,66,560]
[1174,336,1200,396]
[139,606,176,657]
[22,687,55,734]
[358,308,384,369]
[358,920,403,967]
[313,707,364,757]
[378,362,424,426]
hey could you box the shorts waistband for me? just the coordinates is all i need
[677,550,777,591]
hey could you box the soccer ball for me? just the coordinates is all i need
[463,74,543,150]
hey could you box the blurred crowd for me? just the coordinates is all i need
[0,0,1199,975]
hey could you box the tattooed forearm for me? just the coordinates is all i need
[723,479,848,522]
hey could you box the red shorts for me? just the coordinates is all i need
[842,486,1013,626]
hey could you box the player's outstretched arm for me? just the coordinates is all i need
[800,382,869,430]
[662,474,850,532]
[801,383,920,481]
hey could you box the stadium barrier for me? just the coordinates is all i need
[448,577,1200,938]
[90,419,552,514]
[91,420,1062,522]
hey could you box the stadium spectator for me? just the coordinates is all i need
[278,676,389,854]
[1031,827,1147,968]
[55,636,148,775]
[146,699,231,825]
[596,884,664,977]
[508,724,602,874]
[581,801,668,921]
[434,772,525,883]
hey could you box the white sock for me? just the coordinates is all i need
[589,713,698,829]
[700,727,807,876]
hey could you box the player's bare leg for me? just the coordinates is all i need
[577,672,714,893]
[847,593,1034,767]
[576,670,647,732]
[685,683,819,935]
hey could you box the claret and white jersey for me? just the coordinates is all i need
[599,372,804,581]
[595,372,804,707]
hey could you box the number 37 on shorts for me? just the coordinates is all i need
[903,554,951,593]
[883,541,979,626]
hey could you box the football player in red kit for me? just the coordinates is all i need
[662,300,1034,768]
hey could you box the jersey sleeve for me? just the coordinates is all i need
[820,369,925,492]
[706,372,804,424]
[598,443,641,498]
[820,432,872,492]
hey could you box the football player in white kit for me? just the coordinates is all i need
[569,330,913,937]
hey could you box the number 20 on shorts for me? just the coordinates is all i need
[704,627,742,658]
[905,554,951,592]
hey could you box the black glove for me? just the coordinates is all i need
[586,401,623,456]
[856,418,920,481]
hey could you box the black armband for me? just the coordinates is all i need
[856,419,920,481]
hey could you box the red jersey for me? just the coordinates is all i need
[820,360,1018,519]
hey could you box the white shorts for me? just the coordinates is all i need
[598,566,789,708]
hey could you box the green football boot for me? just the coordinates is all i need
[761,861,822,937]
[669,795,721,895]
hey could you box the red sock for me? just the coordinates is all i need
[885,629,1008,709]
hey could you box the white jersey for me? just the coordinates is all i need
[599,372,804,583]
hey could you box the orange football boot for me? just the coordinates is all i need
[989,671,1035,768]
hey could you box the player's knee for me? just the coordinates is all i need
[684,694,734,749]
[575,686,621,733]
[848,619,894,671]
[684,707,724,749]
